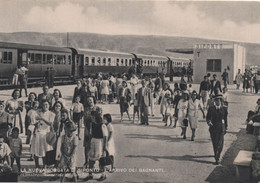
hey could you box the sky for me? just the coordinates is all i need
[1,0,260,43]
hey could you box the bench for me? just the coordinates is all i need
[233,150,254,181]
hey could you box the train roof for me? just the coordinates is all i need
[134,53,167,60]
[0,42,72,53]
[77,49,133,58]
[169,57,191,62]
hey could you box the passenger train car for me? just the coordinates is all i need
[0,42,192,86]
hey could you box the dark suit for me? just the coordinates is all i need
[210,80,222,95]
[137,87,151,125]
[38,93,53,109]
[206,105,227,162]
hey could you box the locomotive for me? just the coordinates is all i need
[0,42,192,86]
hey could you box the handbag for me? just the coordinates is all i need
[46,126,57,147]
[99,151,114,166]
[183,118,188,127]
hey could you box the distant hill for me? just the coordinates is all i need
[0,32,259,65]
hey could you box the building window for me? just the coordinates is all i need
[125,59,128,66]
[207,59,221,72]
[116,58,119,66]
[129,59,132,66]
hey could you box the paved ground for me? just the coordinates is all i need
[0,82,258,182]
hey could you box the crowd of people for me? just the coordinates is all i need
[235,68,259,93]
[0,71,231,181]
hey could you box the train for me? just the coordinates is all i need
[0,42,192,86]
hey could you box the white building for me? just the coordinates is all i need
[193,43,246,84]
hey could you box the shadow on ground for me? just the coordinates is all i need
[205,128,255,183]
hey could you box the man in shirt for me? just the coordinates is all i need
[38,85,54,109]
[246,98,260,134]
[210,74,222,96]
[199,76,211,107]
[137,80,151,125]
[221,69,229,88]
[206,94,227,165]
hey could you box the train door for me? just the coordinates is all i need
[17,49,28,67]
[78,55,84,77]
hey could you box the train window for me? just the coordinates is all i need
[29,53,35,64]
[0,52,2,63]
[91,57,95,65]
[121,59,124,66]
[68,55,72,65]
[47,54,53,64]
[108,58,111,66]
[116,58,119,66]
[129,59,132,66]
[125,59,128,66]
[97,57,101,65]
[42,54,46,64]
[56,55,64,64]
[148,60,150,65]
[35,53,42,64]
[103,58,106,65]
[85,57,89,65]
[144,60,147,66]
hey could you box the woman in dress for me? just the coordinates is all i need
[52,101,64,137]
[100,75,110,104]
[119,81,131,122]
[30,100,55,168]
[187,90,205,141]
[89,80,98,101]
[5,89,24,134]
[116,74,123,104]
[25,93,37,137]
[0,101,11,142]
[85,108,108,181]
[52,89,66,109]
[235,69,243,90]
[72,79,83,103]
[177,91,189,139]
[159,83,173,123]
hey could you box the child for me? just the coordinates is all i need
[0,134,11,165]
[26,101,39,161]
[70,96,84,140]
[103,113,115,172]
[164,98,174,127]
[58,121,78,182]
[131,93,139,124]
[8,127,22,173]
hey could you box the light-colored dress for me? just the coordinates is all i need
[30,110,55,157]
[235,73,243,84]
[159,90,172,115]
[101,80,109,95]
[59,133,78,172]
[107,123,115,156]
[27,109,39,144]
[5,99,23,133]
[188,99,203,129]
[89,124,108,161]
[177,99,188,127]
[130,76,139,99]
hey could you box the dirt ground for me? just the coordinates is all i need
[0,83,257,182]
